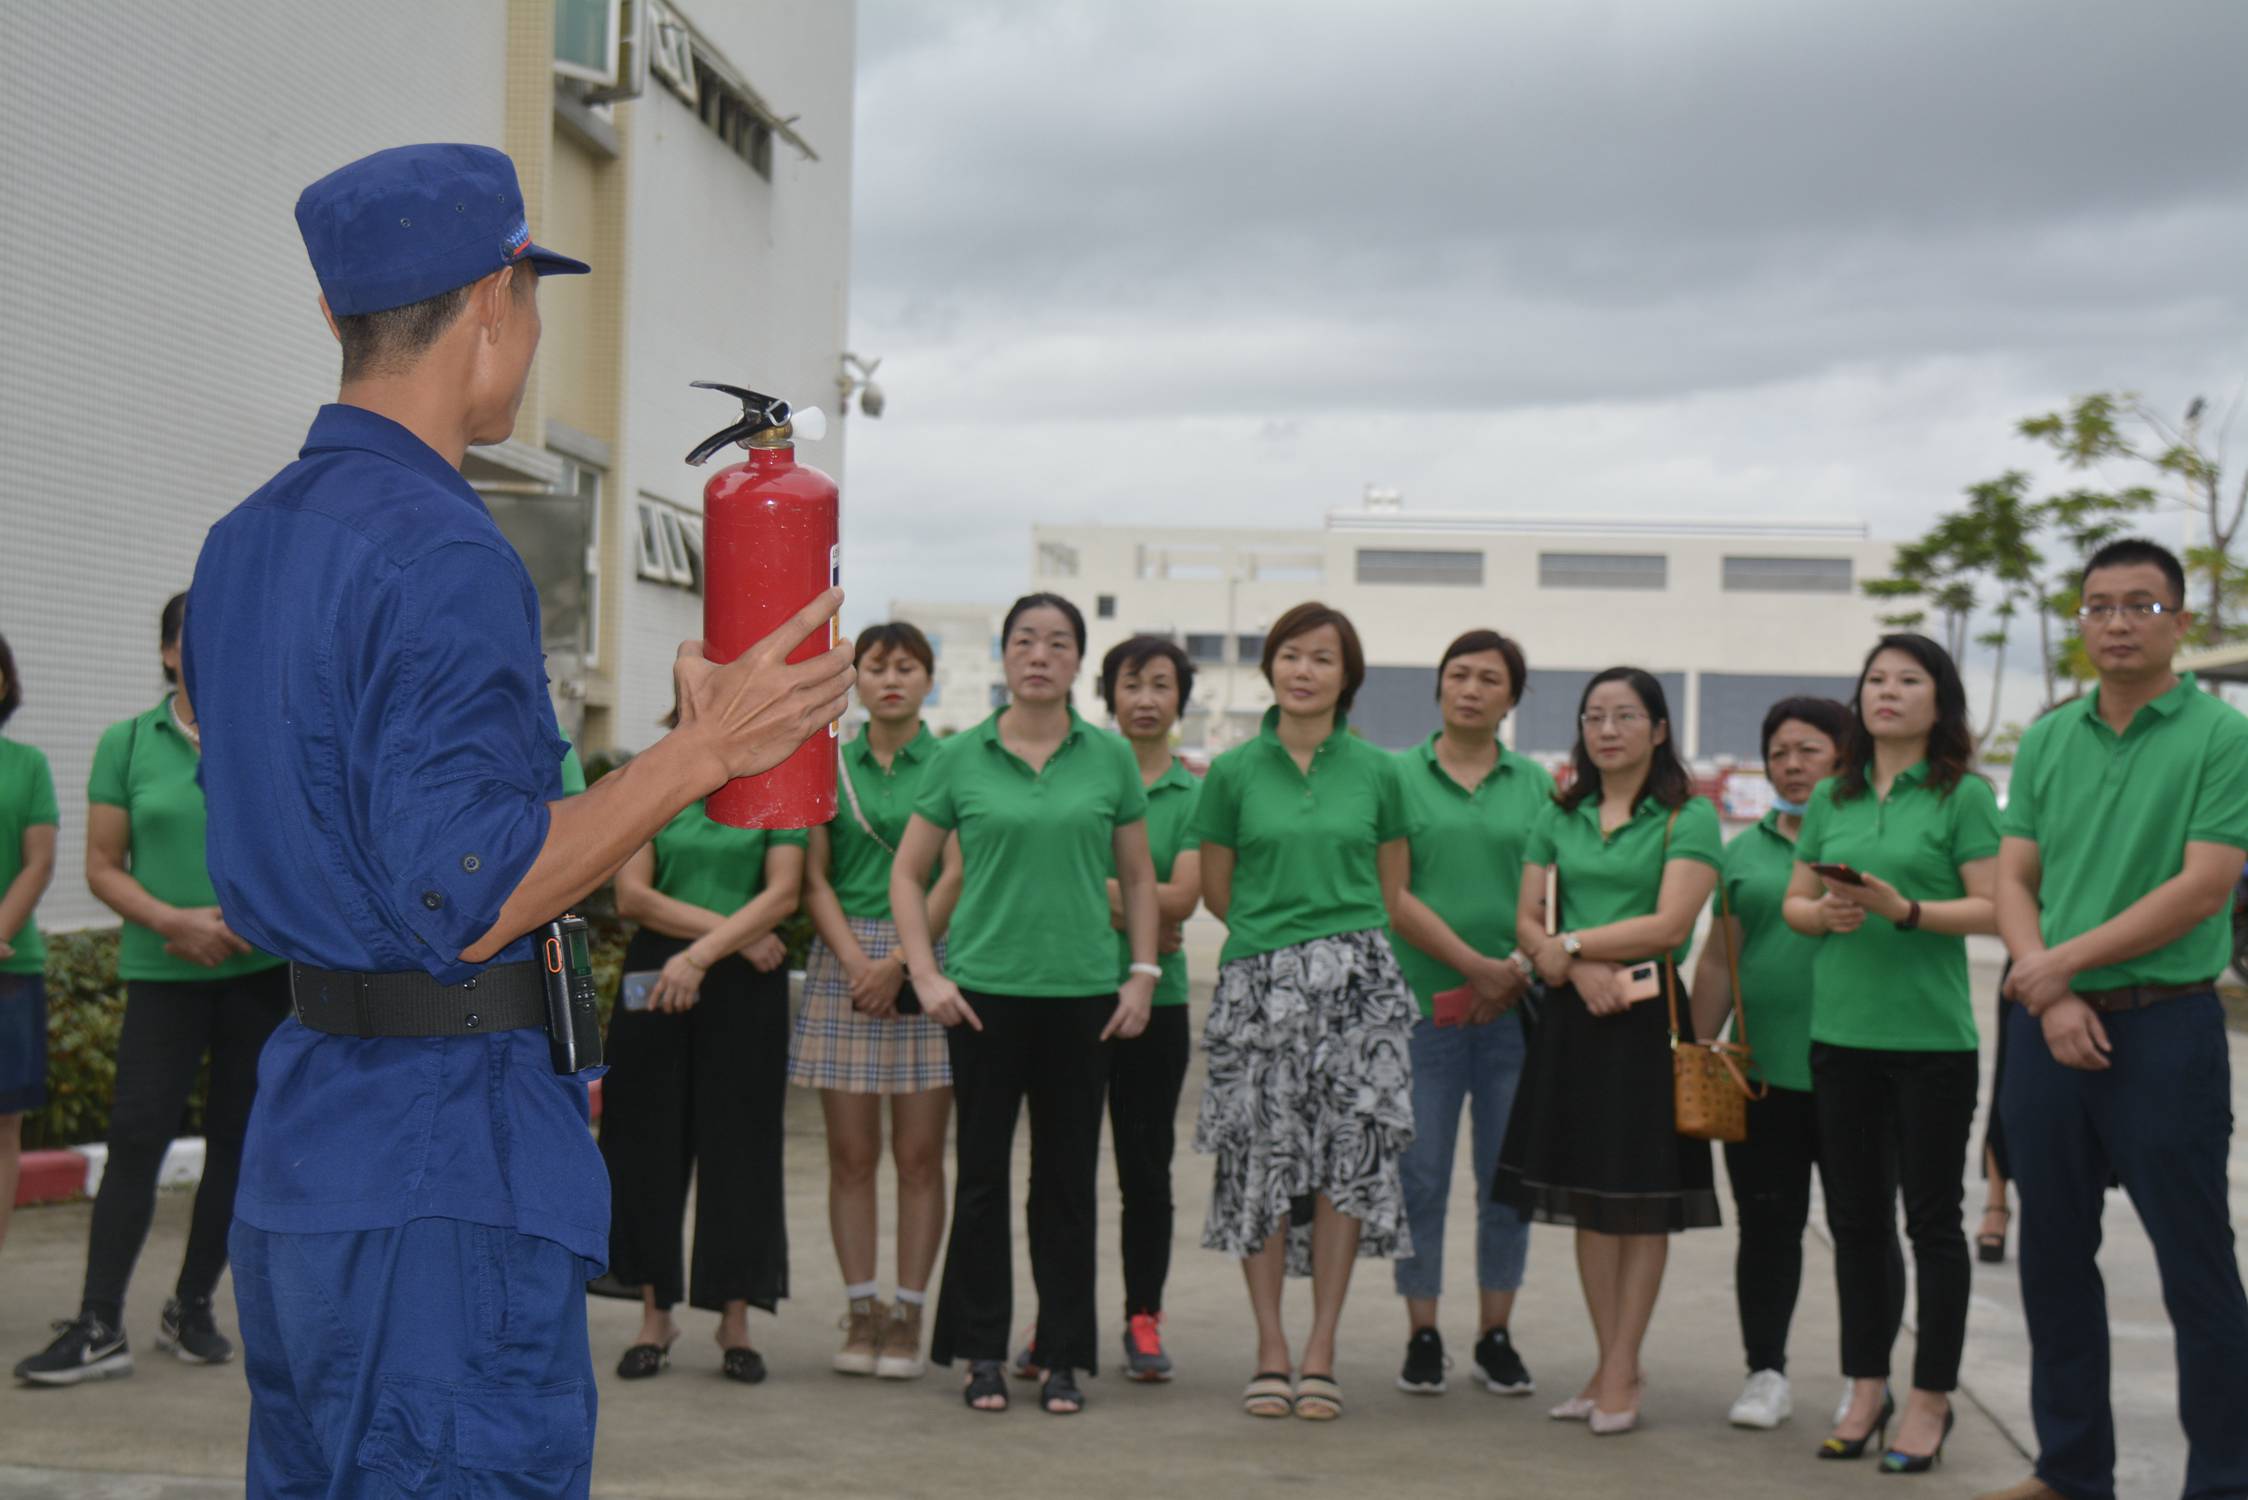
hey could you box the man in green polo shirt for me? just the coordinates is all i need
[1987,538,2248,1500]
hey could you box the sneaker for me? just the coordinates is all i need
[874,1301,925,1380]
[1396,1327,1449,1394]
[156,1298,234,1365]
[832,1296,882,1376]
[1472,1326,1534,1395]
[14,1314,133,1387]
[1729,1368,1792,1429]
[1122,1312,1173,1382]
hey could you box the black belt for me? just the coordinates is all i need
[2072,980,2212,1014]
[289,959,546,1038]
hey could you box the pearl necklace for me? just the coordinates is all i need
[170,696,201,750]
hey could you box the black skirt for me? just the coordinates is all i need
[1491,963,1721,1235]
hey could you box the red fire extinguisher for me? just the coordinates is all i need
[686,381,839,830]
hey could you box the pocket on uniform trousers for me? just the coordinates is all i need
[356,1376,593,1492]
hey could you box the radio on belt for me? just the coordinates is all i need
[541,913,603,1074]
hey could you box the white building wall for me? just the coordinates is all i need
[890,601,1004,736]
[3,2,509,932]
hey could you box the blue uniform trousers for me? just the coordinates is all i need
[232,1218,595,1498]
[1999,993,2248,1500]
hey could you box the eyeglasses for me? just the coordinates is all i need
[1579,711,1649,730]
[2074,602,2172,624]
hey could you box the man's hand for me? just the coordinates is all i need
[2040,995,2112,1071]
[2003,945,2078,1016]
[161,907,252,968]
[673,588,855,784]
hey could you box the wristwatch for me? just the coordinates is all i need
[1560,932,1583,958]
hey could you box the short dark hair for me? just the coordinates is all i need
[335,284,473,381]
[1834,633,1978,802]
[2080,537,2186,607]
[1557,667,1693,813]
[1260,601,1366,713]
[1000,592,1087,657]
[161,591,187,686]
[1100,635,1196,717]
[0,631,20,731]
[1435,629,1528,704]
[1758,696,1852,765]
[854,620,935,675]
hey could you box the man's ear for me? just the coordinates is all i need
[477,265,517,342]
[318,295,341,344]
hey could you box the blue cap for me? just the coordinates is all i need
[295,143,590,317]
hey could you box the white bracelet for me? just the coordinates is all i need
[1128,963,1163,979]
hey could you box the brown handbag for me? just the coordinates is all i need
[1664,822,1765,1143]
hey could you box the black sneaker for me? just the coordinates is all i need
[1397,1327,1449,1394]
[1473,1326,1534,1394]
[13,1314,133,1387]
[157,1298,234,1365]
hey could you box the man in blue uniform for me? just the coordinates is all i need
[183,143,852,1498]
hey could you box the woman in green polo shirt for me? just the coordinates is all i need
[601,748,807,1386]
[1689,695,1903,1433]
[0,632,59,1266]
[1386,629,1549,1400]
[794,621,963,1382]
[1192,601,1418,1424]
[1495,666,1722,1436]
[1098,634,1204,1382]
[1782,633,1998,1473]
[891,592,1161,1418]
[18,595,289,1384]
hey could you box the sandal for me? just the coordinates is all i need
[1977,1204,2011,1264]
[615,1340,674,1380]
[1243,1370,1294,1419]
[963,1359,1009,1412]
[1294,1373,1343,1421]
[1040,1368,1086,1415]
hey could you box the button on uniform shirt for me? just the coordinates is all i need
[829,724,939,921]
[87,699,284,984]
[1524,793,1722,968]
[648,803,806,911]
[0,736,58,973]
[183,404,606,1266]
[1794,766,2000,1052]
[1110,753,1201,1007]
[913,707,1148,997]
[1193,707,1415,967]
[1389,734,1554,1017]
[2003,672,2248,988]
[1714,812,1821,1091]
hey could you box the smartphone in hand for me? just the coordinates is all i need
[1432,985,1473,1027]
[621,970,659,1012]
[1810,861,1867,887]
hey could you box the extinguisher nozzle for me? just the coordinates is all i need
[789,405,828,442]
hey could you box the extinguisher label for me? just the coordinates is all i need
[829,543,841,738]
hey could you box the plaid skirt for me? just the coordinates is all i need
[788,914,952,1094]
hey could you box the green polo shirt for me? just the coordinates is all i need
[2003,673,2248,988]
[0,737,59,975]
[1194,708,1415,966]
[558,736,587,795]
[1715,813,1821,1091]
[1795,766,1999,1051]
[1112,753,1202,1007]
[914,708,1148,997]
[1389,736,1554,1016]
[830,723,939,922]
[1524,793,1722,967]
[88,699,283,983]
[650,802,805,915]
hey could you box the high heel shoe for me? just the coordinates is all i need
[1879,1406,1955,1474]
[1548,1395,1597,1422]
[1588,1405,1639,1436]
[1818,1390,1895,1460]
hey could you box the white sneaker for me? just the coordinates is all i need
[1729,1369,1792,1429]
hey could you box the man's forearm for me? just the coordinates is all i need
[2052,873,2227,978]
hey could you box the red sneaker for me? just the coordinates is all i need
[1123,1312,1173,1382]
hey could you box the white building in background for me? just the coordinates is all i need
[889,601,1007,736]
[1031,494,1899,760]
[5,0,855,931]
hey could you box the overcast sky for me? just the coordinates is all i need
[840,0,2247,670]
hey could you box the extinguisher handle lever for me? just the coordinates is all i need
[687,382,793,466]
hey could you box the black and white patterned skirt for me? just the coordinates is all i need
[1192,928,1417,1276]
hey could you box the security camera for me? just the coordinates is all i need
[859,381,886,419]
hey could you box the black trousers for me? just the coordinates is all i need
[598,931,789,1313]
[1723,1082,1903,1376]
[82,968,288,1323]
[931,991,1114,1374]
[1107,1004,1190,1318]
[1811,1042,1979,1391]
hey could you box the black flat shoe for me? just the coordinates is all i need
[1040,1367,1086,1415]
[721,1347,767,1384]
[616,1342,672,1380]
[1819,1391,1895,1460]
[1879,1407,1955,1474]
[964,1358,1009,1411]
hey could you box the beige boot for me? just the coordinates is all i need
[874,1299,926,1380]
[833,1296,883,1376]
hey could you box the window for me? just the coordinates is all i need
[635,499,696,587]
[1235,632,1265,664]
[1184,633,1227,664]
[678,515,705,594]
[1539,552,1667,590]
[636,502,667,581]
[1722,555,1853,593]
[1038,541,1080,578]
[1096,594,1117,619]
[1356,548,1484,587]
[554,0,621,84]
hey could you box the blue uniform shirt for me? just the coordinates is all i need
[183,404,608,1265]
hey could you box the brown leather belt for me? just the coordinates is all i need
[2071,980,2213,1014]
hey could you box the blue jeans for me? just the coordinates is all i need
[1999,992,2248,1500]
[1393,1011,1531,1301]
